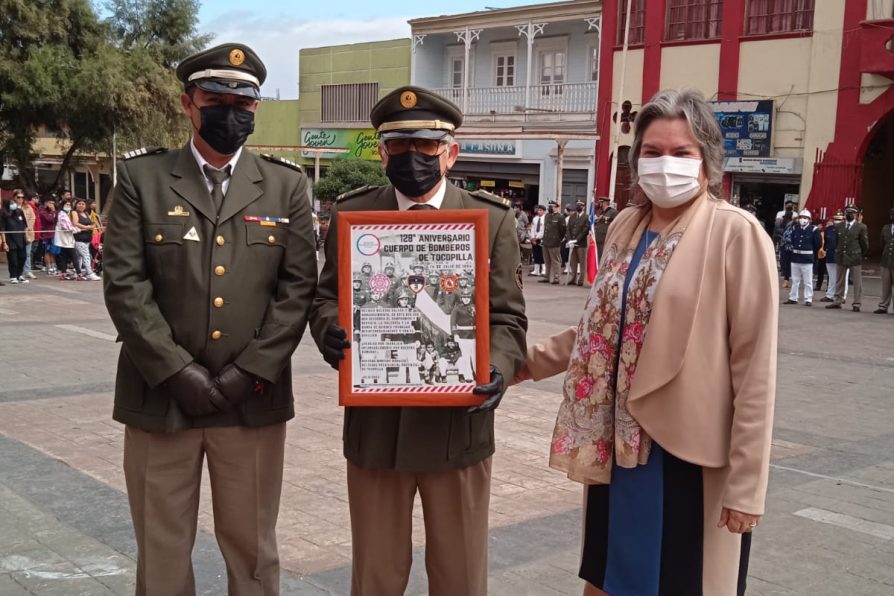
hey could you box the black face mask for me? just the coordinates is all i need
[576,206,583,213]
[846,213,855,222]
[196,104,255,155]
[385,151,443,197]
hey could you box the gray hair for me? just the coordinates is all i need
[629,88,724,196]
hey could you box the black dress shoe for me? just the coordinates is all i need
[805,302,812,307]
[826,304,841,309]
[783,299,797,305]
[852,306,861,312]
[874,308,888,314]
[538,278,551,284]
[551,281,559,285]
[820,297,833,302]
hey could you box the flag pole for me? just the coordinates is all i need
[607,0,634,206]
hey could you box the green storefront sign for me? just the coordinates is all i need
[301,128,380,161]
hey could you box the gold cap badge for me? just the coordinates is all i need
[229,48,245,66]
[400,91,417,109]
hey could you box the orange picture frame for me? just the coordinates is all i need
[338,209,490,406]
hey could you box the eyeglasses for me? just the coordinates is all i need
[383,138,446,156]
[14,195,24,199]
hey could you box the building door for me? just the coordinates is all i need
[535,43,566,110]
[736,179,801,236]
[562,169,589,206]
[860,111,894,256]
[613,146,633,210]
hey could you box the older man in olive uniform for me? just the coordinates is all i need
[875,207,894,314]
[540,199,566,284]
[102,44,317,595]
[310,86,527,596]
[565,199,589,286]
[826,205,869,311]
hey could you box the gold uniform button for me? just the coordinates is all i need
[154,234,163,243]
[213,297,224,308]
[214,265,226,276]
[267,235,276,244]
[211,330,222,340]
[216,235,225,246]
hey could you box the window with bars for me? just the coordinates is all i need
[745,0,814,35]
[616,0,647,45]
[665,0,724,41]
[321,83,379,122]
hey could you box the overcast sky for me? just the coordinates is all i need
[197,0,551,99]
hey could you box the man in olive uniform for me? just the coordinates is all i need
[102,43,317,595]
[826,205,869,311]
[593,195,618,259]
[310,85,527,596]
[874,207,894,314]
[565,199,589,286]
[540,199,566,284]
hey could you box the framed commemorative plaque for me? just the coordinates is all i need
[338,209,490,406]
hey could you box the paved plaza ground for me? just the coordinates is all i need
[0,269,892,595]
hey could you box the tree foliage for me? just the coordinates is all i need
[0,0,210,192]
[314,159,388,203]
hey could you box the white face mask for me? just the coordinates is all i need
[799,219,809,228]
[637,156,703,208]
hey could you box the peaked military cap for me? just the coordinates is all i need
[370,85,463,140]
[176,43,266,99]
[845,205,859,213]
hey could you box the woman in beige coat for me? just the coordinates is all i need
[519,89,778,595]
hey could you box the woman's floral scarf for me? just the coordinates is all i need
[548,197,701,484]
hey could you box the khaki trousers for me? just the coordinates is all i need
[124,424,286,596]
[834,264,863,307]
[879,266,894,311]
[567,246,587,285]
[347,458,492,596]
[544,246,562,282]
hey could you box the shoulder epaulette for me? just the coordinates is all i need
[470,189,512,209]
[122,147,167,160]
[260,153,303,172]
[337,185,376,202]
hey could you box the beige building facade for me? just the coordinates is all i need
[595,0,894,252]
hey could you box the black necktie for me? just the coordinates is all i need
[409,204,436,211]
[203,165,231,212]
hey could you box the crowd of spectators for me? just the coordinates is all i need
[0,189,103,286]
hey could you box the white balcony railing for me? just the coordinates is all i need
[431,82,597,115]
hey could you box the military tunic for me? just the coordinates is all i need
[834,220,868,268]
[311,183,527,472]
[103,144,318,433]
[542,211,566,248]
[881,222,894,269]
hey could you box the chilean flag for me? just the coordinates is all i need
[587,203,599,284]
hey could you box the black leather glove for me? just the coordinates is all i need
[467,366,505,414]
[165,362,230,417]
[323,323,351,370]
[214,364,259,409]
